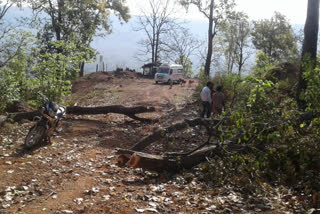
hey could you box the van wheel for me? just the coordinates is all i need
[155,81,158,84]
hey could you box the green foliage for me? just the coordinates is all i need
[222,11,251,75]
[0,69,21,111]
[253,52,276,78]
[31,41,85,102]
[201,54,320,201]
[251,12,298,63]
[246,78,274,113]
[30,0,130,70]
[0,30,91,112]
[301,61,320,114]
[0,30,36,111]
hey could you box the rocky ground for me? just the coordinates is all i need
[0,71,309,213]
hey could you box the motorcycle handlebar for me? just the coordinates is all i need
[37,92,49,103]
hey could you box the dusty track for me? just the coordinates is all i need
[0,73,203,213]
[0,72,297,213]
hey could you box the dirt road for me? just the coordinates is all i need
[0,72,295,213]
[0,72,205,214]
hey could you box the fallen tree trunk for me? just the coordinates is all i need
[122,144,219,172]
[131,118,219,151]
[66,105,155,122]
[116,117,229,171]
[8,105,155,122]
[66,105,155,115]
[117,112,320,172]
[8,111,39,122]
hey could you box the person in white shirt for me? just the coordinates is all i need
[200,81,214,118]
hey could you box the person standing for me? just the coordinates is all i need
[200,81,214,118]
[169,79,173,89]
[211,85,225,117]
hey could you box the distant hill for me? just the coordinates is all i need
[4,7,304,76]
[87,16,208,75]
[4,7,208,75]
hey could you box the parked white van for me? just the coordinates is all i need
[154,64,184,84]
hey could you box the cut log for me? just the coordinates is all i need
[0,115,7,128]
[127,152,178,171]
[116,148,136,156]
[123,145,219,172]
[116,118,221,169]
[117,154,131,166]
[8,105,155,122]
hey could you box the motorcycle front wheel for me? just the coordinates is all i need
[25,125,46,149]
[55,119,63,132]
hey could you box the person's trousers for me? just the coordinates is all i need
[201,101,211,118]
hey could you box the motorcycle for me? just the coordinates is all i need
[24,93,66,149]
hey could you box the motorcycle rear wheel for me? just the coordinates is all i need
[25,125,46,149]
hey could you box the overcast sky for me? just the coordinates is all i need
[127,0,308,24]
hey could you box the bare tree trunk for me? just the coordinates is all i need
[297,0,319,109]
[79,61,85,77]
[57,0,63,40]
[238,52,243,76]
[47,0,62,43]
[153,31,160,77]
[204,0,214,77]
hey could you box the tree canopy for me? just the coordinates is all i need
[28,0,130,76]
[179,0,235,77]
[251,12,297,63]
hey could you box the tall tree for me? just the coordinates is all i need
[0,0,30,68]
[163,27,199,76]
[180,0,235,77]
[297,0,319,109]
[251,12,297,63]
[27,0,130,76]
[223,11,251,76]
[0,0,14,21]
[135,0,177,76]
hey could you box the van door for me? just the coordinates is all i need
[169,69,173,80]
[171,68,180,81]
[177,68,184,81]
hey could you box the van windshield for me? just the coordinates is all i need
[157,68,169,74]
[177,69,183,73]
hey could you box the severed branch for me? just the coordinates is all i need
[116,117,226,171]
[131,118,220,151]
